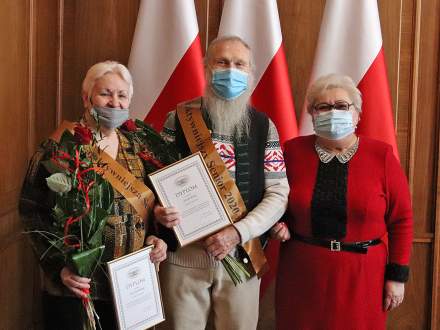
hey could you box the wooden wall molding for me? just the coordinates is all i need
[56,0,64,126]
[431,119,440,329]
[28,0,36,158]
[408,0,421,193]
[430,5,440,327]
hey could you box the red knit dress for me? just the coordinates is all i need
[276,135,413,330]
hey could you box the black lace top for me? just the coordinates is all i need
[310,158,349,239]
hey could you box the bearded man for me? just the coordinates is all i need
[155,36,289,330]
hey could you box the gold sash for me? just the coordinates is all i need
[50,121,155,222]
[176,99,269,277]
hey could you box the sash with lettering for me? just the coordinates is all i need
[50,121,155,223]
[176,99,269,277]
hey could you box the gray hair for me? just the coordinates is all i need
[306,74,362,113]
[204,35,254,70]
[82,61,133,101]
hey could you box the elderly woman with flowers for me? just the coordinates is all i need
[20,61,173,329]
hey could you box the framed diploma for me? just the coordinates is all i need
[149,152,232,246]
[107,246,165,330]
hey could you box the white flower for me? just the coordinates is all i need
[46,173,72,193]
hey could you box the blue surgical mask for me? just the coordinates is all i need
[211,68,248,100]
[91,106,129,129]
[313,110,355,140]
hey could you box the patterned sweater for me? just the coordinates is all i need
[161,101,289,268]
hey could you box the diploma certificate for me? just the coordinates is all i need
[107,246,165,330]
[149,152,232,246]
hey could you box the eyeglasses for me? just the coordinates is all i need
[313,101,354,112]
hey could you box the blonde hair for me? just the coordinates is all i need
[82,61,133,101]
[306,74,362,113]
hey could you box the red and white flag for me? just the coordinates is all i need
[299,0,399,158]
[218,0,297,144]
[128,0,205,130]
[218,0,298,295]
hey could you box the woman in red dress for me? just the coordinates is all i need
[273,74,413,330]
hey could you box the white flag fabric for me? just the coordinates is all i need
[128,0,205,129]
[299,0,398,158]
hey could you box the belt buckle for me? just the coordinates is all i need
[330,240,341,252]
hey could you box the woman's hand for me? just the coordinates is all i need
[154,205,181,228]
[383,280,405,311]
[270,222,291,242]
[146,235,167,264]
[60,267,91,299]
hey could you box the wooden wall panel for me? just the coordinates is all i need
[379,0,413,170]
[33,0,61,149]
[388,243,432,329]
[0,227,39,329]
[0,0,36,328]
[394,0,416,172]
[379,0,401,115]
[195,0,223,54]
[278,0,325,119]
[62,0,140,122]
[410,0,440,235]
[0,1,31,218]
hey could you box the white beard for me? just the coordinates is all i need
[203,86,252,139]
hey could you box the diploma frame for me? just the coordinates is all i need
[149,152,232,246]
[107,246,165,330]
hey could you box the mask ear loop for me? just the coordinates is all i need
[89,97,98,118]
[87,97,102,135]
[353,108,360,130]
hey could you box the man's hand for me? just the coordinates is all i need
[154,205,181,228]
[383,280,405,311]
[270,222,291,242]
[60,267,91,299]
[204,226,241,260]
[146,235,167,263]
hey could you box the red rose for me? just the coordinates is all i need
[74,125,93,145]
[121,119,137,132]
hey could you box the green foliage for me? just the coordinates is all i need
[125,119,179,166]
[88,180,113,212]
[71,245,105,278]
[58,130,77,153]
[40,128,114,279]
[86,208,109,247]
